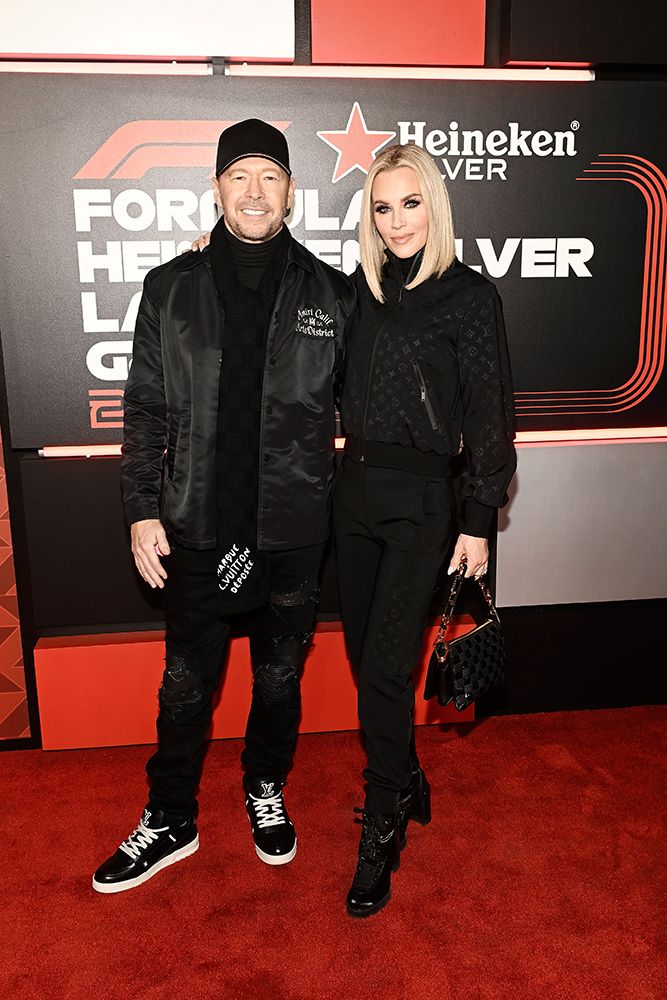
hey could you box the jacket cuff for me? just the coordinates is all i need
[462,498,495,538]
[125,499,161,527]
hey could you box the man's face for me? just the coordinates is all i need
[213,157,294,243]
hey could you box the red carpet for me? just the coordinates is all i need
[2,707,665,1000]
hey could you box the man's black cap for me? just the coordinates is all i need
[215,119,291,177]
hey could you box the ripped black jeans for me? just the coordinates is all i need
[146,542,324,818]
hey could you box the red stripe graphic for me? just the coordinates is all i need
[75,120,290,180]
[514,154,667,416]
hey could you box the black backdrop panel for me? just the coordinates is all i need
[1,75,667,446]
[503,0,667,65]
[19,453,492,632]
[19,454,346,631]
[20,455,163,630]
[487,600,667,715]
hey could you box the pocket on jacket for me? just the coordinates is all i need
[307,416,331,491]
[412,361,441,432]
[166,416,180,482]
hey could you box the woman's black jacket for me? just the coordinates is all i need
[340,254,516,537]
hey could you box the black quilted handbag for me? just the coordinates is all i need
[423,558,506,711]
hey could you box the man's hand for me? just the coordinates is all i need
[130,519,171,589]
[190,232,211,252]
[448,533,489,579]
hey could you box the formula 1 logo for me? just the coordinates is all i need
[75,120,290,180]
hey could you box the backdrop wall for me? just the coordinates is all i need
[1,73,666,610]
[0,70,665,746]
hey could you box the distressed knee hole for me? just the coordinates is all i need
[271,630,312,650]
[253,662,299,705]
[270,630,314,668]
[270,583,319,610]
[158,655,205,723]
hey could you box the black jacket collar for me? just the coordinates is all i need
[178,226,316,277]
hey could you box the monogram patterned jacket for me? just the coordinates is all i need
[340,253,516,536]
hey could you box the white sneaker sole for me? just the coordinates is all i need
[91,834,199,894]
[254,838,297,866]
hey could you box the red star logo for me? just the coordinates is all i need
[317,102,396,184]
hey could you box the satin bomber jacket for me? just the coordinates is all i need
[121,235,355,550]
[340,255,517,537]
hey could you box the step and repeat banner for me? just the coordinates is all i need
[0,74,666,448]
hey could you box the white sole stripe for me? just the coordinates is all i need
[91,834,199,894]
[254,839,297,866]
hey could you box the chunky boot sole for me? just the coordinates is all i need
[347,888,391,918]
[254,838,297,866]
[346,855,400,917]
[399,776,432,849]
[92,834,199,894]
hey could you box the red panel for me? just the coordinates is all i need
[311,0,486,67]
[34,622,473,751]
[0,428,30,741]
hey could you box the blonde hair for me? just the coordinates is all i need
[359,144,455,302]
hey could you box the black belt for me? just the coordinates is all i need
[344,437,451,478]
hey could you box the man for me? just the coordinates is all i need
[93,119,354,893]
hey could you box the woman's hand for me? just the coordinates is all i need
[187,232,211,252]
[448,533,489,579]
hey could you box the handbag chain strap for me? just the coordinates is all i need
[434,558,500,647]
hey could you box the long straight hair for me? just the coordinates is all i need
[359,144,456,303]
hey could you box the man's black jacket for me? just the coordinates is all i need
[121,234,355,550]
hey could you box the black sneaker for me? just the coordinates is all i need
[244,778,297,866]
[92,808,198,894]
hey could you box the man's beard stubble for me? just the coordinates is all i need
[223,207,288,244]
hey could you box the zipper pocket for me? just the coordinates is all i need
[412,362,439,432]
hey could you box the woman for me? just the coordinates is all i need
[335,143,516,917]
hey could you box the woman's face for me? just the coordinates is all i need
[371,166,429,258]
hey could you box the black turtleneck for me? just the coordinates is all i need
[209,219,290,613]
[224,222,286,291]
[395,249,421,282]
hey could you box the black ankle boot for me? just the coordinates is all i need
[346,808,401,918]
[398,767,431,849]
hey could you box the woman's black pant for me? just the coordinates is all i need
[146,542,324,818]
[333,456,453,814]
